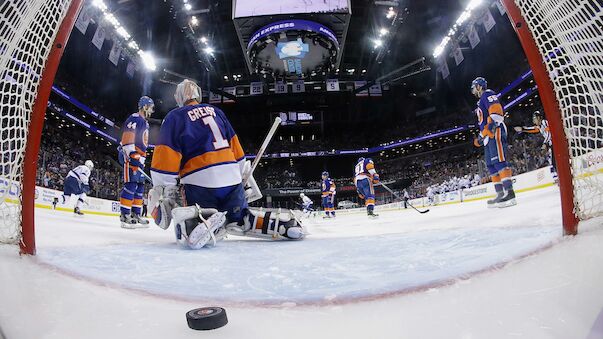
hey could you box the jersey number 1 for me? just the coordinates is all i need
[202,116,229,149]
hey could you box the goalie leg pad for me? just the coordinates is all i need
[173,206,227,249]
[227,208,304,240]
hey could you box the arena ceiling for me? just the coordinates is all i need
[57,0,525,137]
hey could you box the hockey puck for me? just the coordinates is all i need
[186,307,228,330]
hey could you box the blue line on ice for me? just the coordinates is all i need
[37,225,559,304]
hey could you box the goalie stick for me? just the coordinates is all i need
[242,117,281,186]
[379,183,430,214]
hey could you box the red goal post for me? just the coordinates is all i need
[0,1,83,255]
[501,0,603,235]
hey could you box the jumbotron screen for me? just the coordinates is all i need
[233,0,351,18]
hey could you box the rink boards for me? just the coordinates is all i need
[0,165,558,217]
[337,165,557,215]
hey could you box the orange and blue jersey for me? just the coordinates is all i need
[321,178,336,197]
[121,113,149,171]
[475,90,509,169]
[354,159,378,209]
[150,103,245,188]
[476,89,505,140]
[321,177,336,214]
[354,158,377,182]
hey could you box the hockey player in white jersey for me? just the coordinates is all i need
[299,193,315,217]
[426,186,435,206]
[52,160,94,215]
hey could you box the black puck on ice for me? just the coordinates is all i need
[186,307,228,330]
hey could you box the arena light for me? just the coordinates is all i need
[138,50,157,71]
[386,7,395,19]
[204,46,215,55]
[432,0,483,58]
[116,27,131,40]
[190,16,198,26]
[92,0,107,11]
[373,39,383,48]
[200,36,208,44]
[379,28,389,36]
[184,3,192,11]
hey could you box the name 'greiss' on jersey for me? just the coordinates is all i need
[150,103,245,188]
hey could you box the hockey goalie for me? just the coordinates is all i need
[149,79,304,249]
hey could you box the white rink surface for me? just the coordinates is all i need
[1,186,603,339]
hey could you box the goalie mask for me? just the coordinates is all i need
[174,79,202,107]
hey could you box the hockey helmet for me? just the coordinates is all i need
[471,77,487,96]
[138,96,155,117]
[85,160,94,170]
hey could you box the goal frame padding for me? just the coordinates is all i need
[500,0,579,235]
[20,0,84,255]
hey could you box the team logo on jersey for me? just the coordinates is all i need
[143,129,149,147]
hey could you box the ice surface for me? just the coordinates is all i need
[1,186,603,339]
[37,225,560,304]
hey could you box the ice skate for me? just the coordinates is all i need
[487,192,504,208]
[73,207,84,216]
[497,189,517,208]
[131,213,150,227]
[120,213,145,229]
[368,210,379,218]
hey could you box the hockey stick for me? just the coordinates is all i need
[242,117,281,186]
[105,155,153,184]
[140,170,153,184]
[379,183,430,214]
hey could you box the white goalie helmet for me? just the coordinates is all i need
[85,160,94,170]
[174,79,202,107]
[300,193,305,198]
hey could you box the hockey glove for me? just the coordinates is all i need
[372,174,380,184]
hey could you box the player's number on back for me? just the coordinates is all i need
[127,122,137,129]
[355,163,363,176]
[202,116,229,150]
[487,95,498,103]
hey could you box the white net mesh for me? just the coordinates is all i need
[514,0,603,220]
[0,1,74,244]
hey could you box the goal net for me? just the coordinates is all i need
[0,1,77,246]
[511,0,603,221]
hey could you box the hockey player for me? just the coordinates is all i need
[321,171,337,218]
[402,189,410,209]
[514,111,557,178]
[118,96,154,229]
[148,79,303,249]
[354,157,380,217]
[299,192,314,218]
[52,160,94,215]
[471,77,517,208]
[426,186,435,206]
